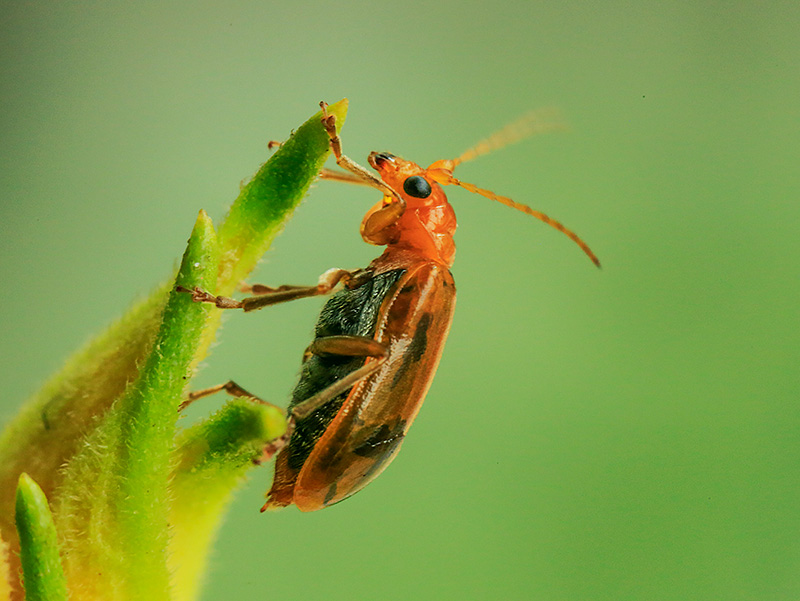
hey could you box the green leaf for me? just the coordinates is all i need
[169,398,286,601]
[54,210,219,601]
[0,100,349,600]
[0,284,170,571]
[0,99,348,525]
[195,99,349,362]
[14,473,67,601]
[216,99,348,295]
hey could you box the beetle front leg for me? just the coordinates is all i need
[177,267,372,313]
[238,268,371,312]
[320,101,404,205]
[318,168,372,186]
[360,199,405,245]
[176,286,244,309]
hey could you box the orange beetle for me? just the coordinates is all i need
[182,103,599,512]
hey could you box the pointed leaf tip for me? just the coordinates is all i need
[214,101,348,296]
[168,399,286,601]
[15,473,68,601]
[176,210,219,293]
[324,98,349,134]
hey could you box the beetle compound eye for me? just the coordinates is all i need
[403,176,432,199]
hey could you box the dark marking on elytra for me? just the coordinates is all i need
[407,312,431,362]
[285,269,407,472]
[324,482,338,505]
[391,311,432,387]
[353,421,406,459]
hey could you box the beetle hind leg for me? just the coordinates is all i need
[181,380,293,465]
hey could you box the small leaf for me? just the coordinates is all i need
[55,211,219,601]
[216,98,349,295]
[194,99,349,364]
[14,473,67,601]
[169,398,286,601]
[0,285,169,575]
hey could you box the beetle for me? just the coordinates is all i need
[181,102,599,512]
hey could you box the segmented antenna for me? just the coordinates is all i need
[428,109,600,267]
[452,108,566,167]
[449,177,600,268]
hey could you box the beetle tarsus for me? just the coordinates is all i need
[179,379,270,412]
[176,285,243,309]
[319,101,404,205]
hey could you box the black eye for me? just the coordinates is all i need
[403,176,432,199]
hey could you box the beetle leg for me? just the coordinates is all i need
[180,380,292,463]
[318,168,373,186]
[179,379,277,412]
[320,101,404,206]
[257,336,388,464]
[240,283,318,294]
[258,426,294,464]
[238,268,362,312]
[176,286,243,309]
[290,335,388,421]
[308,335,387,358]
[179,380,293,463]
[177,267,373,313]
[360,199,405,245]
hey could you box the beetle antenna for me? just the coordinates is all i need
[451,108,566,167]
[428,171,600,267]
[425,109,597,266]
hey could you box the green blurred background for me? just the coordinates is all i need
[2,2,798,600]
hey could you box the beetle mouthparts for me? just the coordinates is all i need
[369,152,396,166]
